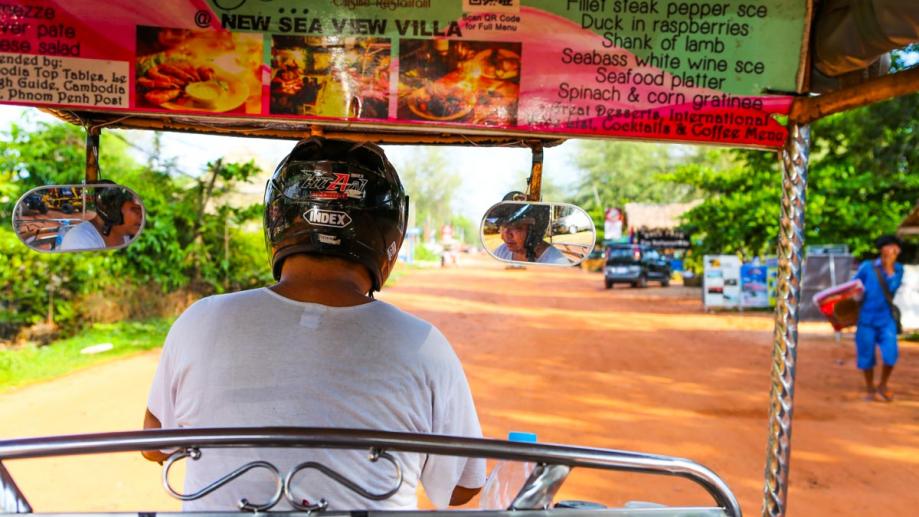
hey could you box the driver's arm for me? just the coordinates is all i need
[141,408,170,463]
[450,485,482,506]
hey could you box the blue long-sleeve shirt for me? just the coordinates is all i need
[854,259,903,325]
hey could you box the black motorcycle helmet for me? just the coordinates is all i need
[264,137,408,292]
[94,183,137,237]
[493,203,550,262]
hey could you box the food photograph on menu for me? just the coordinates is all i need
[397,39,521,126]
[135,26,263,113]
[270,36,391,119]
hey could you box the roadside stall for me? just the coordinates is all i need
[624,201,698,278]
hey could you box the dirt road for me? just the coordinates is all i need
[2,254,917,515]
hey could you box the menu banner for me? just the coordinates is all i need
[704,254,742,309]
[0,0,806,148]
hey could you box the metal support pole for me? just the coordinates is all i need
[527,142,543,201]
[762,124,810,517]
[0,461,31,513]
[85,126,100,183]
[510,463,571,510]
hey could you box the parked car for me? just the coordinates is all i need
[604,244,671,288]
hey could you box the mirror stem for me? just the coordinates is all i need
[85,126,101,183]
[527,141,543,202]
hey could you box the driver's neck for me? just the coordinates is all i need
[271,255,374,307]
[89,216,122,246]
[512,241,548,261]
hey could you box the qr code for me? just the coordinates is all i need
[464,0,519,12]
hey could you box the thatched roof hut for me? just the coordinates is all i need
[624,200,702,231]
[899,201,919,236]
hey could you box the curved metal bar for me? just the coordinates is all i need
[284,449,403,510]
[0,427,740,516]
[762,123,810,517]
[162,447,283,512]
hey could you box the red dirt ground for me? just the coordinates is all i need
[2,253,917,515]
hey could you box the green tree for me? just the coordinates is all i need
[667,92,919,265]
[0,122,144,335]
[450,215,478,245]
[571,140,699,212]
[397,148,461,234]
[0,122,269,340]
[664,155,779,259]
[0,122,140,217]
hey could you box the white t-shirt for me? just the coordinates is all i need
[493,243,570,264]
[59,221,104,250]
[148,288,485,511]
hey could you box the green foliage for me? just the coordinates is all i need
[413,243,440,262]
[397,148,462,232]
[804,94,918,257]
[664,156,779,259]
[585,207,610,242]
[668,93,919,265]
[450,215,478,245]
[0,122,270,339]
[177,158,265,288]
[0,225,114,334]
[0,318,172,392]
[571,140,699,212]
[0,122,141,208]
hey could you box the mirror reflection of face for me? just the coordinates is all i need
[119,199,144,236]
[482,201,596,267]
[500,223,530,253]
[12,184,146,253]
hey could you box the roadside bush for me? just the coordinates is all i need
[414,243,439,262]
[0,226,114,341]
[1,122,268,343]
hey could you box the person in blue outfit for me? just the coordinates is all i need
[853,235,904,401]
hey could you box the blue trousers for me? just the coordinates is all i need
[855,320,898,370]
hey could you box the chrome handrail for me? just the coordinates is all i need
[0,427,741,516]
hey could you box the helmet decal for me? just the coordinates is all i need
[304,207,352,228]
[318,234,342,245]
[282,170,369,201]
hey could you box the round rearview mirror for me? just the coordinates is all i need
[12,184,146,253]
[481,201,596,267]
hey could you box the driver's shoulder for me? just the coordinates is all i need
[172,288,265,329]
[368,301,456,358]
